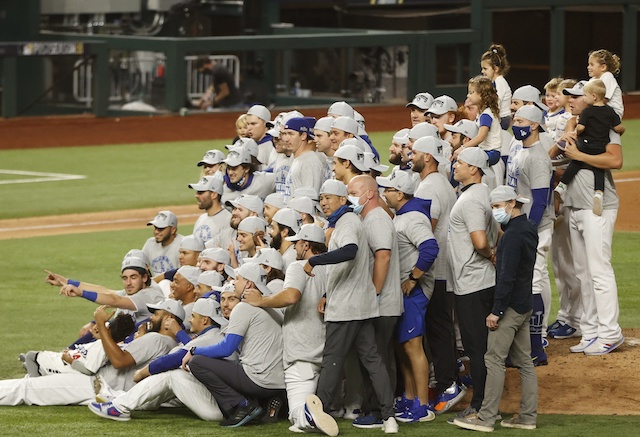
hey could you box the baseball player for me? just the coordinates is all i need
[264,192,286,225]
[282,117,326,202]
[406,92,435,126]
[88,298,232,421]
[410,136,466,413]
[168,265,201,330]
[0,300,181,406]
[242,224,331,433]
[142,210,183,275]
[219,146,276,205]
[245,104,274,169]
[188,175,232,245]
[197,149,225,180]
[269,208,302,272]
[182,263,286,428]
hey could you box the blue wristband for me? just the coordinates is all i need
[81,290,98,302]
[67,279,80,287]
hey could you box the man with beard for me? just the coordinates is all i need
[188,175,232,245]
[388,128,412,172]
[242,224,332,434]
[206,193,263,258]
[142,210,183,275]
[88,298,232,421]
[0,300,181,406]
[269,208,302,272]
[235,216,268,266]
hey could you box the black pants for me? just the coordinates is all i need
[317,319,394,419]
[454,287,494,411]
[190,356,283,416]
[425,280,457,394]
[360,316,399,417]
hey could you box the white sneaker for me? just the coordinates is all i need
[569,338,597,353]
[288,425,304,433]
[584,336,624,356]
[304,395,339,437]
[383,416,399,434]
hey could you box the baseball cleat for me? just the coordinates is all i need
[304,394,339,436]
[88,401,131,421]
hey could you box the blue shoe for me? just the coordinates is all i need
[352,414,383,429]
[394,393,411,416]
[549,323,581,339]
[542,337,549,348]
[532,351,548,366]
[459,374,473,388]
[433,382,467,414]
[88,401,130,421]
[396,399,435,423]
[547,320,563,332]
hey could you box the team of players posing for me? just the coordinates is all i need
[1,50,625,436]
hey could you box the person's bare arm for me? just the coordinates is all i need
[372,249,391,295]
[470,230,493,259]
[242,287,302,308]
[565,138,622,170]
[94,306,136,369]
[59,285,138,310]
[213,82,230,106]
[614,123,625,135]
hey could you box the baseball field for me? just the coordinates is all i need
[1,107,639,435]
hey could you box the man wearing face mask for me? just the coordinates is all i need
[507,105,553,365]
[346,175,403,428]
[454,185,538,433]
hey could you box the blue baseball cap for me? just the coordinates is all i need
[284,117,312,135]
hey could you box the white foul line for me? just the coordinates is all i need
[0,213,201,233]
[0,169,86,185]
[614,177,640,183]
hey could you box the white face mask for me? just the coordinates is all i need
[492,206,511,224]
[347,192,369,215]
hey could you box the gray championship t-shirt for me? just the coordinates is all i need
[362,207,403,317]
[446,183,498,295]
[98,332,177,392]
[506,140,554,231]
[284,151,326,202]
[115,285,165,323]
[193,209,233,245]
[282,244,297,274]
[226,302,285,389]
[220,172,276,205]
[414,171,457,282]
[142,234,183,275]
[394,210,437,299]
[324,212,379,322]
[564,131,621,211]
[282,261,328,368]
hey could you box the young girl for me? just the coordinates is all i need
[587,49,624,119]
[481,43,512,130]
[457,75,504,188]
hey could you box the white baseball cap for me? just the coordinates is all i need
[406,92,434,110]
[197,270,223,288]
[490,185,530,205]
[176,266,201,287]
[272,208,303,233]
[121,256,147,272]
[286,223,326,244]
[562,80,588,96]
[314,116,335,134]
[123,249,150,267]
[392,128,410,145]
[288,196,316,216]
[512,85,548,111]
[411,136,447,163]
[264,192,286,210]
[247,104,271,123]
[426,95,458,115]
[334,144,368,172]
[180,235,205,252]
[376,169,417,195]
[408,122,440,140]
[444,119,479,139]
[188,176,223,194]
[243,247,284,271]
[198,149,225,166]
[320,179,348,197]
[237,262,270,295]
[292,186,319,202]
[200,247,231,265]
[514,106,546,132]
[353,110,365,129]
[328,101,355,118]
[147,210,177,228]
[364,152,389,173]
[192,297,227,328]
[229,138,260,159]
[458,147,495,178]
[223,148,253,167]
[237,216,267,234]
[226,194,264,216]
[331,116,359,135]
[147,299,186,322]
[212,281,236,295]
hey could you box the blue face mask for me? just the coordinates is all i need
[347,194,368,215]
[512,125,532,141]
[492,207,511,225]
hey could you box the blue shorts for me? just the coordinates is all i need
[396,287,429,344]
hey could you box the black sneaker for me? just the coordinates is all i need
[259,396,282,424]
[220,399,264,428]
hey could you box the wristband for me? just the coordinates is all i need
[81,290,98,302]
[190,346,197,356]
[67,279,80,287]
